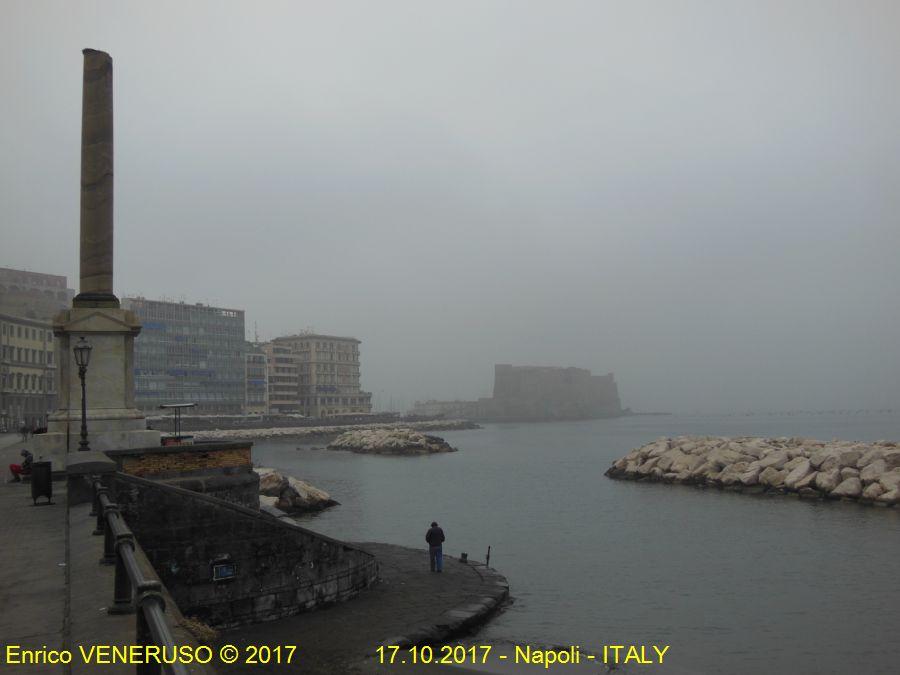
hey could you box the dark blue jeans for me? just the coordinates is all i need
[429,545,443,572]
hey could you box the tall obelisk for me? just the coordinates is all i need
[34,50,160,469]
[75,48,118,308]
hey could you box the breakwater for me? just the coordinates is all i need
[328,428,456,455]
[605,435,900,505]
[193,419,478,442]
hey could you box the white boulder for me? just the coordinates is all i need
[830,477,862,499]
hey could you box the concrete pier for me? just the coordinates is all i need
[213,543,509,674]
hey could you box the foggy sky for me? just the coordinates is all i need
[2,0,899,413]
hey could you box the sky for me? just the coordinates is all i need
[1,0,899,413]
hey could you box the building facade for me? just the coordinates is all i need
[265,333,372,418]
[0,267,75,321]
[261,341,300,414]
[0,313,59,431]
[244,343,269,415]
[122,297,246,414]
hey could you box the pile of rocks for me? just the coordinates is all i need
[194,419,478,442]
[327,428,457,455]
[605,436,900,506]
[256,467,338,514]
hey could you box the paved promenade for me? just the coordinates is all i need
[0,472,67,674]
[213,543,508,674]
[1,434,509,674]
[0,433,204,674]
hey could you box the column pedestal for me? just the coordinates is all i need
[31,306,159,471]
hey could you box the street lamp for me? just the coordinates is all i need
[73,337,93,452]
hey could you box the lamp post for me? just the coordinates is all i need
[73,337,93,452]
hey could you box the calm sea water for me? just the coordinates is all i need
[251,413,900,675]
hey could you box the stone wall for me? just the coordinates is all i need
[106,442,259,509]
[113,473,378,628]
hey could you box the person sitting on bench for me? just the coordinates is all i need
[9,449,33,482]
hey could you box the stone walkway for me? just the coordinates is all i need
[213,543,508,674]
[0,443,206,675]
[0,479,67,674]
[1,431,509,675]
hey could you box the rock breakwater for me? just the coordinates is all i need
[194,419,478,442]
[605,436,900,506]
[327,428,456,455]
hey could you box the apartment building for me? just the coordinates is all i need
[244,343,269,415]
[0,313,58,431]
[0,267,75,321]
[266,333,372,418]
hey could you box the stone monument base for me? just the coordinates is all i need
[32,413,160,472]
[34,304,161,472]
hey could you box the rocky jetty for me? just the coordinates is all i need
[327,428,457,455]
[605,436,900,506]
[194,419,478,442]
[256,467,338,514]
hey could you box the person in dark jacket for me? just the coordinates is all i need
[426,521,445,572]
[9,449,33,482]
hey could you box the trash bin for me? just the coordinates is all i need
[31,461,52,505]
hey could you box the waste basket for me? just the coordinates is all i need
[31,461,52,505]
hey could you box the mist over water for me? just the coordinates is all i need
[254,413,900,674]
[3,1,900,414]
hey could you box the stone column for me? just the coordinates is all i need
[75,48,117,307]
[34,49,160,470]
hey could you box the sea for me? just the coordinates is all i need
[251,412,900,674]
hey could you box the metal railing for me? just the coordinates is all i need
[92,479,190,675]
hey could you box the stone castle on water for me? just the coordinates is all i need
[412,364,625,422]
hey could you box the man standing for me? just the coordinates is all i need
[426,521,445,573]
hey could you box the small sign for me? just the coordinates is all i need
[212,561,236,582]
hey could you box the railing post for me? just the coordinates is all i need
[108,531,135,615]
[136,581,165,675]
[101,505,119,565]
[93,485,108,536]
[89,477,99,516]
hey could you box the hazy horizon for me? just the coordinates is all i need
[2,1,899,414]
